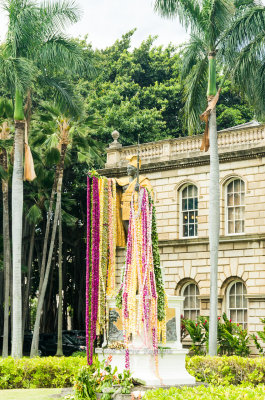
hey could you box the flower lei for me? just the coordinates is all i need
[121,188,163,371]
[98,177,109,332]
[107,179,116,296]
[86,174,117,364]
[85,176,91,365]
[86,176,101,364]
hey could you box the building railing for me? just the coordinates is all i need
[106,125,265,168]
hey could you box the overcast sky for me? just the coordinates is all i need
[0,0,189,49]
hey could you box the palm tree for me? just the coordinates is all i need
[56,204,63,356]
[155,0,265,355]
[1,0,84,358]
[30,103,101,357]
[0,99,13,357]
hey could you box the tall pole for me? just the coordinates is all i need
[207,52,219,356]
[137,134,140,187]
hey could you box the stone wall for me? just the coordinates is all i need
[101,124,265,338]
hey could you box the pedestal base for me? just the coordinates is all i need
[96,348,195,386]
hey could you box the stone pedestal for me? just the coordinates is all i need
[98,295,195,386]
[96,348,195,386]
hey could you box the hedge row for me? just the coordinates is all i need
[144,385,265,400]
[186,356,265,385]
[2,355,265,389]
[0,356,86,389]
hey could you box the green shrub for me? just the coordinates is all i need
[2,355,265,390]
[0,356,86,389]
[182,314,250,357]
[251,318,265,355]
[186,356,265,385]
[71,351,87,358]
[143,385,265,400]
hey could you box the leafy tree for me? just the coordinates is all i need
[216,78,256,130]
[75,32,184,145]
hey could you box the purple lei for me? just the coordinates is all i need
[85,176,91,364]
[86,176,100,365]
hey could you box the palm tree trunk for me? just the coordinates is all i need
[22,228,35,338]
[207,54,220,356]
[2,149,11,357]
[39,181,57,292]
[30,144,67,357]
[56,205,63,356]
[11,118,25,358]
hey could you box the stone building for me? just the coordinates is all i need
[100,121,265,336]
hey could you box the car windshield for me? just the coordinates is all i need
[63,331,85,345]
[62,335,76,345]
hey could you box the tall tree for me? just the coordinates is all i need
[154,0,265,355]
[2,0,82,358]
[56,204,63,356]
[0,99,13,357]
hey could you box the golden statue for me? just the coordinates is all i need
[115,156,152,246]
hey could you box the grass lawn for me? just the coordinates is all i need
[0,388,62,400]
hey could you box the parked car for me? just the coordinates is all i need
[39,333,85,356]
[62,330,86,346]
[1,331,86,356]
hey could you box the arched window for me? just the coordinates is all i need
[227,281,247,329]
[182,283,200,320]
[181,185,198,237]
[226,179,245,234]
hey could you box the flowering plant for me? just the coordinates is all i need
[182,314,250,356]
[74,356,134,400]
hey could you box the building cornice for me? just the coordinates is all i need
[157,233,265,247]
[99,145,265,177]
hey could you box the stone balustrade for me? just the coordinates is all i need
[106,124,265,168]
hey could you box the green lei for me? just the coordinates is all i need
[149,192,166,321]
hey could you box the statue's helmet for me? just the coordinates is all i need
[126,155,141,169]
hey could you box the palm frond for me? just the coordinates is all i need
[182,56,208,134]
[61,208,77,227]
[219,6,265,54]
[38,75,83,118]
[154,0,205,33]
[0,98,13,118]
[180,33,207,79]
[39,101,62,119]
[39,0,80,38]
[45,147,61,164]
[0,51,36,94]
[4,0,43,58]
[229,32,265,118]
[204,0,235,48]
[26,203,42,224]
[36,36,92,76]
[44,132,59,149]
